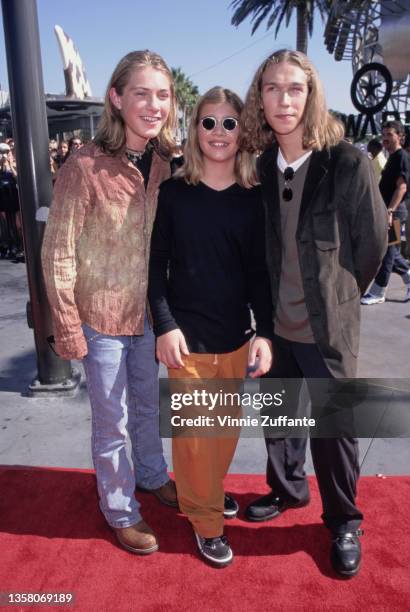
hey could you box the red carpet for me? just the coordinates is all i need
[0,466,409,611]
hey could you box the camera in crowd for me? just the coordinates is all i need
[0,143,10,159]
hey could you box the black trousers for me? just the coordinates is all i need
[263,335,363,534]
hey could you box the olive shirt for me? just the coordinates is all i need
[275,157,314,343]
[41,142,171,360]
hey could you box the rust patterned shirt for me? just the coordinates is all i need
[41,142,171,360]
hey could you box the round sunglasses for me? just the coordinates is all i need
[200,116,239,132]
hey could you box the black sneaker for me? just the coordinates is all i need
[223,493,239,519]
[194,533,233,567]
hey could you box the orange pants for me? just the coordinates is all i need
[168,341,249,538]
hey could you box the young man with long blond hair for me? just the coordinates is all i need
[240,49,387,577]
[42,50,178,556]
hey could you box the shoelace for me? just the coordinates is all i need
[204,536,228,548]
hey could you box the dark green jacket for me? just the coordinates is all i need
[259,141,388,377]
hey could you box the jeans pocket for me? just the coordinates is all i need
[82,322,102,343]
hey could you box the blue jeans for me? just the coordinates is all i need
[374,209,410,289]
[82,315,168,528]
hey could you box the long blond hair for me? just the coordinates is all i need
[240,49,344,153]
[94,50,177,158]
[177,86,257,188]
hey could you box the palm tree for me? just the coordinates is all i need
[230,0,331,54]
[171,68,199,139]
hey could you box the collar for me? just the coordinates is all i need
[277,148,312,173]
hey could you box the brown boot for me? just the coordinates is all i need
[137,479,179,508]
[113,520,159,555]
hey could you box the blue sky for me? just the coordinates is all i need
[0,0,356,113]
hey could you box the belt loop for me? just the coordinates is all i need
[213,354,218,365]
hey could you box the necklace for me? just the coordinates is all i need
[126,148,145,164]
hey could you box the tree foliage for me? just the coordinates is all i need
[230,0,332,54]
[171,68,199,138]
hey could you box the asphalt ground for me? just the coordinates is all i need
[1,257,409,475]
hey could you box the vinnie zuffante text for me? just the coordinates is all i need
[169,390,315,429]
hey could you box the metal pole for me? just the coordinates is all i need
[89,113,95,139]
[1,0,80,395]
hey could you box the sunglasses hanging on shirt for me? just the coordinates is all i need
[282,166,295,202]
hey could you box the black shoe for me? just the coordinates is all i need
[245,492,310,522]
[223,494,239,519]
[330,530,363,578]
[194,532,233,567]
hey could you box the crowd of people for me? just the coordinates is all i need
[0,135,84,260]
[0,138,23,259]
[2,48,409,578]
[49,136,84,177]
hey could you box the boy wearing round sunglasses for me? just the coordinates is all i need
[240,50,387,577]
[149,86,273,567]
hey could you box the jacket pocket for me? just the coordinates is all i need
[337,279,359,305]
[339,295,360,357]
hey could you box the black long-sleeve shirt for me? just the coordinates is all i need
[148,177,273,353]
